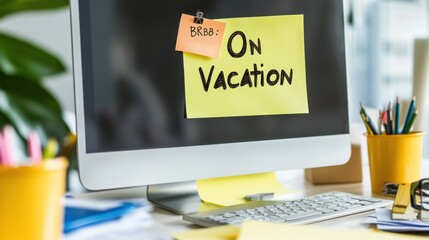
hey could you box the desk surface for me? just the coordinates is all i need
[75,161,429,239]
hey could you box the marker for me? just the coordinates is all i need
[402,96,416,134]
[28,132,42,164]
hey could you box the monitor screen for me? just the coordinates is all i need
[78,0,348,153]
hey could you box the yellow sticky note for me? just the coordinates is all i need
[183,15,308,119]
[196,172,293,207]
[237,221,428,240]
[172,225,239,240]
[176,14,227,58]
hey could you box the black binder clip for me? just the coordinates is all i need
[194,10,204,24]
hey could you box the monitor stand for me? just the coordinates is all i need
[147,181,204,215]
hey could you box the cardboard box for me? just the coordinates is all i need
[305,144,362,184]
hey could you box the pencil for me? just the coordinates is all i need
[394,97,400,134]
[378,110,382,135]
[365,117,375,135]
[381,111,388,135]
[401,96,416,134]
[404,108,418,134]
[386,102,393,135]
[360,111,373,135]
[360,103,378,135]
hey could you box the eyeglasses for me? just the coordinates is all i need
[410,178,429,211]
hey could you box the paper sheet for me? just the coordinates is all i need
[237,220,429,240]
[373,209,429,232]
[172,225,239,240]
[183,15,308,118]
[196,172,293,207]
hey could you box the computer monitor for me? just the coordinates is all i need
[70,0,350,212]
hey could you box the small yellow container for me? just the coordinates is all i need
[0,158,68,240]
[366,132,425,193]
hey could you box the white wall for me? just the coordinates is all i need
[0,9,74,112]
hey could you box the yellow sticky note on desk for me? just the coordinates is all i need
[237,221,428,240]
[196,172,293,207]
[183,15,308,119]
[172,225,239,240]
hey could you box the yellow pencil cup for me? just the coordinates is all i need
[366,132,425,193]
[0,158,68,240]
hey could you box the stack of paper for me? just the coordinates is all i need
[364,208,429,232]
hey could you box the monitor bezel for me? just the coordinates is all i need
[70,0,351,190]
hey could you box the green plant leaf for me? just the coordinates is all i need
[0,32,66,78]
[0,108,16,130]
[1,74,62,114]
[0,0,68,19]
[0,109,26,140]
[0,75,70,143]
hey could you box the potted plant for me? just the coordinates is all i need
[0,0,73,168]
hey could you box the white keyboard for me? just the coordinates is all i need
[184,191,392,227]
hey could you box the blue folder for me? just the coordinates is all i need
[64,201,138,234]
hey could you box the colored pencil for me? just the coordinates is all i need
[360,111,373,135]
[360,103,378,135]
[381,111,388,135]
[404,108,418,134]
[394,97,400,134]
[402,96,416,134]
[386,102,393,135]
[378,110,382,135]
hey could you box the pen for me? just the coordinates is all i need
[404,108,418,134]
[28,132,42,164]
[402,96,416,134]
[394,97,400,134]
